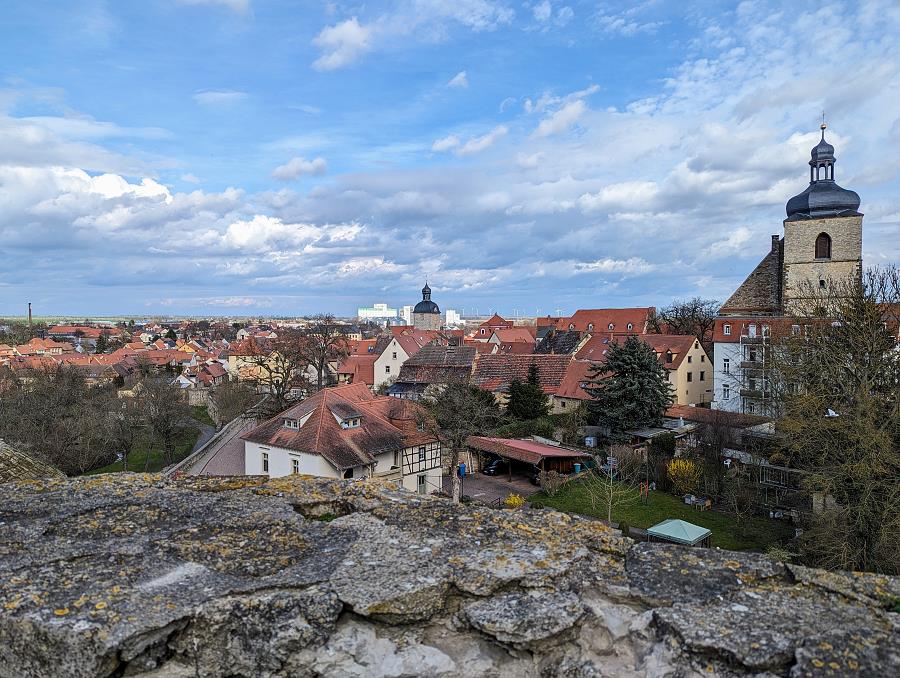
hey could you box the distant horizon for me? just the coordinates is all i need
[2,1,898,316]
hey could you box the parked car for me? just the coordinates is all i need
[527,466,541,486]
[482,457,508,476]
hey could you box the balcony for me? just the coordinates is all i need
[740,360,767,370]
[740,388,770,399]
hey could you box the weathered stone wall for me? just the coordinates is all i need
[412,312,442,330]
[0,475,896,677]
[782,215,862,313]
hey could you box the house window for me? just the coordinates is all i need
[262,452,269,473]
[416,421,425,432]
[283,418,299,429]
[393,450,400,467]
[791,324,801,336]
[665,350,673,363]
[687,355,692,363]
[700,371,705,382]
[418,446,426,461]
[701,355,705,363]
[343,468,354,479]
[392,352,397,359]
[723,384,730,399]
[480,328,485,335]
[561,400,566,408]
[607,323,614,330]
[627,323,633,331]
[723,358,730,374]
[762,325,770,338]
[385,365,391,373]
[417,474,427,495]
[292,459,299,474]
[568,323,575,330]
[723,324,731,336]
[687,372,693,382]
[587,323,594,331]
[748,324,757,338]
[815,232,832,259]
[747,402,756,414]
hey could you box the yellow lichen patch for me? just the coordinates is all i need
[818,641,833,651]
[4,596,21,611]
[94,601,107,610]
[723,560,742,570]
[72,594,90,608]
[811,659,825,668]
[54,608,69,616]
[828,662,840,670]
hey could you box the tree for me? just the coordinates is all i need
[165,329,177,341]
[297,314,350,391]
[771,266,900,574]
[584,335,673,438]
[583,444,643,523]
[650,297,719,355]
[210,380,259,427]
[506,362,550,421]
[244,332,311,414]
[94,333,109,354]
[423,379,501,503]
[140,377,193,468]
[667,458,701,496]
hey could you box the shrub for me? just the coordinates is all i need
[667,458,701,496]
[503,493,526,509]
[539,470,564,496]
[618,520,631,538]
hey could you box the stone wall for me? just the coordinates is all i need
[782,214,862,314]
[0,475,896,677]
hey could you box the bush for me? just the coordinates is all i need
[667,458,701,496]
[618,520,631,538]
[490,416,555,439]
[503,493,526,509]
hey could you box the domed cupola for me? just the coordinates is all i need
[413,281,440,314]
[785,122,861,221]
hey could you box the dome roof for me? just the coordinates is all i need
[785,181,861,221]
[413,300,440,314]
[785,125,861,221]
[413,281,440,314]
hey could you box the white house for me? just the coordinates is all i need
[373,332,433,390]
[241,382,443,494]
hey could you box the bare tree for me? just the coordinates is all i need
[209,380,259,426]
[650,297,720,355]
[583,444,643,523]
[140,377,193,468]
[297,314,350,391]
[770,266,900,574]
[243,332,311,414]
[421,378,501,503]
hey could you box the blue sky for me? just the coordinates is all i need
[1,0,898,317]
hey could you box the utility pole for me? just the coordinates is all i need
[27,302,33,339]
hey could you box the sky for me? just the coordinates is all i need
[1,0,899,318]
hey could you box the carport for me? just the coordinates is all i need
[466,436,591,480]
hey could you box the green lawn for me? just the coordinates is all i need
[191,405,215,427]
[530,478,794,552]
[88,426,202,474]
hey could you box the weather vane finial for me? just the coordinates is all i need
[821,110,827,133]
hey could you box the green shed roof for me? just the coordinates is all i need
[646,519,711,546]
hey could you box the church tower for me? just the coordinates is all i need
[781,122,862,313]
[411,282,442,330]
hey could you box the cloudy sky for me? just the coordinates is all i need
[1,0,898,317]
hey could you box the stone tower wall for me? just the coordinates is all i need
[412,312,442,330]
[782,214,862,313]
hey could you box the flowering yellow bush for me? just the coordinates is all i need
[503,493,526,509]
[667,458,701,496]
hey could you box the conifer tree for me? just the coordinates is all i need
[584,335,673,437]
[506,361,550,420]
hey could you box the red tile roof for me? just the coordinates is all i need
[491,328,535,344]
[556,308,653,334]
[471,354,571,394]
[467,436,590,464]
[242,383,437,471]
[337,354,377,386]
[555,360,599,400]
[665,404,770,428]
[478,313,513,329]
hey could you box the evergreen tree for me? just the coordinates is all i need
[506,361,550,420]
[165,328,177,341]
[94,333,108,354]
[584,335,673,437]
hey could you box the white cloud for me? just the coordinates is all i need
[457,125,508,156]
[192,89,248,106]
[431,135,460,152]
[533,1,551,22]
[311,2,513,70]
[516,151,543,168]
[312,17,374,70]
[175,0,250,12]
[570,257,656,275]
[706,226,754,260]
[181,173,201,184]
[271,156,327,181]
[533,99,586,137]
[447,70,469,88]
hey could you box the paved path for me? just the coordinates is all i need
[190,420,216,454]
[444,472,538,506]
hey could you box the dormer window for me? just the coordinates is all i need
[607,323,614,330]
[723,324,731,336]
[665,350,673,363]
[627,323,633,331]
[568,323,575,330]
[283,418,299,429]
[341,416,361,429]
[587,323,594,332]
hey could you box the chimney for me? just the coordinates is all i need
[771,235,780,252]
[27,302,33,338]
